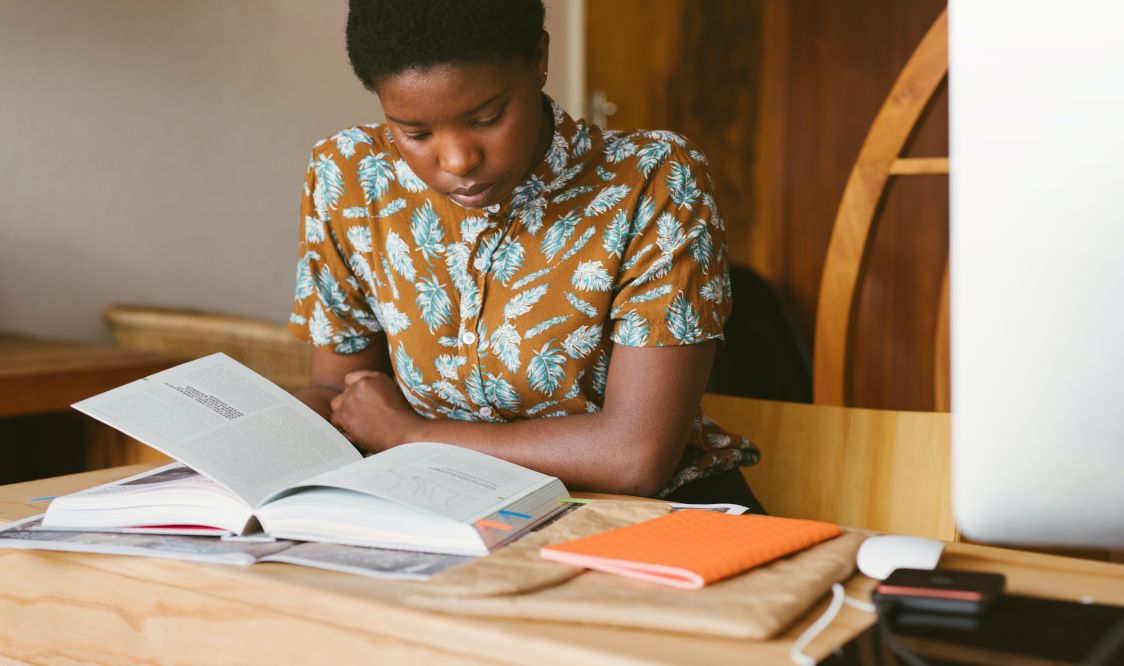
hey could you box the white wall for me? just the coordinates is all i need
[0,0,584,342]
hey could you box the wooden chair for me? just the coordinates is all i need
[813,8,950,409]
[103,305,309,392]
[704,395,954,540]
[709,10,954,540]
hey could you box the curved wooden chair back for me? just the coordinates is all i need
[103,305,310,392]
[813,8,950,409]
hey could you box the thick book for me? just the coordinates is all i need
[44,353,570,556]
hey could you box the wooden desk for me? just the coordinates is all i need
[0,333,183,417]
[2,466,1123,665]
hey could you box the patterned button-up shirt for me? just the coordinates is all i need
[289,97,760,495]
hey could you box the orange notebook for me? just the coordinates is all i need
[539,511,842,589]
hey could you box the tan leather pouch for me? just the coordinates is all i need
[403,501,868,639]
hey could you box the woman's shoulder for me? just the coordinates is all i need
[307,123,396,165]
[590,124,710,167]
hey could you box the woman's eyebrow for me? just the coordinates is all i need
[386,87,510,127]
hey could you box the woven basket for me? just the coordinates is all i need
[103,305,310,392]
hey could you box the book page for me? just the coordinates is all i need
[260,541,473,580]
[72,353,361,507]
[272,442,557,523]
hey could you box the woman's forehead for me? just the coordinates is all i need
[378,61,529,124]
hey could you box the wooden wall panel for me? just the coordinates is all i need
[586,0,949,410]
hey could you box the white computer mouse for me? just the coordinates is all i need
[856,535,944,580]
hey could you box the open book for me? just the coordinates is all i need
[45,353,570,556]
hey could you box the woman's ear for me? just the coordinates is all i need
[535,31,550,88]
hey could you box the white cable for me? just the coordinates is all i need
[790,583,876,666]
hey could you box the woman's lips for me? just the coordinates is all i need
[448,183,497,208]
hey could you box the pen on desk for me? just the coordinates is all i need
[498,509,532,519]
[560,498,590,505]
[28,496,56,503]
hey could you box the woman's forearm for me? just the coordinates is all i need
[401,410,687,497]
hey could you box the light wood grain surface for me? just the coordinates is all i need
[704,395,955,540]
[3,466,1122,665]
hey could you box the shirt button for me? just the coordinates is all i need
[485,204,501,214]
[479,406,494,417]
[461,331,477,345]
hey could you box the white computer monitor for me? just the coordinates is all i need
[949,0,1124,548]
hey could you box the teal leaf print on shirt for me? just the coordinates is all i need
[700,276,725,303]
[628,284,673,303]
[591,350,610,398]
[482,372,521,411]
[526,400,560,416]
[332,128,371,160]
[380,256,400,300]
[431,380,473,411]
[459,216,492,244]
[571,260,613,292]
[394,159,427,192]
[394,344,429,395]
[656,212,687,253]
[376,301,411,335]
[614,310,650,346]
[545,131,569,174]
[562,324,602,359]
[312,154,345,216]
[602,209,630,257]
[473,230,502,273]
[688,220,714,271]
[565,291,599,317]
[540,209,582,261]
[572,125,591,157]
[603,133,638,163]
[358,152,395,203]
[636,141,672,178]
[632,195,657,236]
[464,369,487,406]
[643,130,688,148]
[491,238,526,284]
[596,166,615,182]
[504,283,549,320]
[621,243,654,271]
[415,272,453,332]
[551,184,595,204]
[511,266,554,291]
[348,254,377,290]
[304,216,325,243]
[547,164,583,193]
[490,323,523,373]
[342,207,368,219]
[315,266,349,315]
[527,341,567,394]
[510,175,546,210]
[558,226,598,264]
[518,199,546,235]
[310,302,333,346]
[333,328,369,354]
[346,226,372,253]
[295,250,320,300]
[688,148,709,164]
[377,198,407,218]
[526,314,570,339]
[410,200,445,264]
[435,354,467,381]
[584,184,631,217]
[667,161,701,210]
[385,231,417,282]
[665,292,704,344]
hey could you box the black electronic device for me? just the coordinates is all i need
[872,568,1005,615]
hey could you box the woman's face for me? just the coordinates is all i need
[376,36,551,210]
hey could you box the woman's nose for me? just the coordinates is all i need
[438,138,483,177]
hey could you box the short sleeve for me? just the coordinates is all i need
[610,145,732,347]
[288,149,383,354]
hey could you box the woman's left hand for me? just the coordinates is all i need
[329,370,421,453]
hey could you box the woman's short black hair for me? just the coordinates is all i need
[346,0,546,92]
